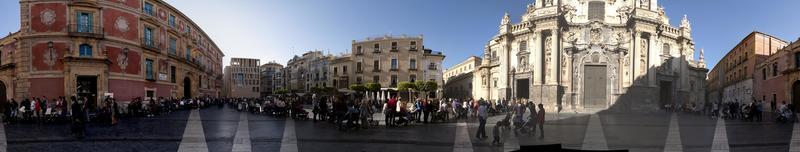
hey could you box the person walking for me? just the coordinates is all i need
[536,103,545,139]
[422,99,431,123]
[386,96,397,127]
[476,100,488,140]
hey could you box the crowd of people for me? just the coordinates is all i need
[0,92,556,145]
[0,96,224,139]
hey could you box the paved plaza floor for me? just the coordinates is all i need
[1,105,798,152]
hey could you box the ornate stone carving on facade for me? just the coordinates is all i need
[680,15,692,30]
[501,12,511,25]
[43,45,57,70]
[544,36,552,82]
[639,0,650,9]
[115,17,130,32]
[616,6,632,23]
[589,28,603,45]
[640,38,648,73]
[117,51,129,71]
[563,31,578,49]
[40,9,56,26]
[659,58,671,74]
[561,4,577,22]
[561,53,568,77]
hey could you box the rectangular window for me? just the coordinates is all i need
[795,52,800,68]
[391,58,398,69]
[144,2,154,16]
[410,59,417,69]
[762,68,767,80]
[79,44,92,57]
[410,41,417,50]
[410,75,416,82]
[356,77,362,84]
[343,66,348,74]
[76,12,92,32]
[357,62,362,72]
[356,46,362,54]
[185,47,191,59]
[588,1,605,21]
[169,38,177,55]
[168,15,176,27]
[333,67,338,75]
[773,63,779,76]
[146,59,154,80]
[185,25,191,33]
[391,42,397,50]
[373,76,379,83]
[374,43,380,52]
[144,27,153,46]
[373,60,380,71]
[170,66,176,83]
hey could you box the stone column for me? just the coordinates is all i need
[533,32,542,85]
[548,29,559,85]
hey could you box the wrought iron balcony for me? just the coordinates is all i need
[68,24,104,39]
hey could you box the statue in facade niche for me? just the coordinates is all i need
[561,5,577,22]
[563,31,578,48]
[545,0,553,6]
[617,6,632,23]
[640,0,650,9]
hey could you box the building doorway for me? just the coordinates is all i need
[793,81,800,111]
[583,65,607,108]
[77,76,97,109]
[0,81,6,105]
[660,81,673,108]
[184,77,191,99]
[516,78,529,99]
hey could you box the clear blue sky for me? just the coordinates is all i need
[1,0,799,70]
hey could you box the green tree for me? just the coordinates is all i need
[397,81,417,101]
[414,81,439,99]
[275,88,289,95]
[349,84,367,92]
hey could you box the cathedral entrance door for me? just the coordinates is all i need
[516,79,529,99]
[583,65,607,108]
[660,81,673,109]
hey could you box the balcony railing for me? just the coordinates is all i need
[428,66,437,70]
[373,48,381,53]
[390,47,398,52]
[141,38,162,52]
[68,24,104,38]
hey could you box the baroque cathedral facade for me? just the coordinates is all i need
[475,0,708,112]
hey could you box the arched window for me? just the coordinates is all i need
[79,44,92,57]
[519,41,528,52]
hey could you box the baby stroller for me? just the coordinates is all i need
[777,109,795,123]
[432,110,448,123]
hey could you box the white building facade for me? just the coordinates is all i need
[476,0,707,112]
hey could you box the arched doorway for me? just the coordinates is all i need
[184,77,191,99]
[792,81,800,111]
